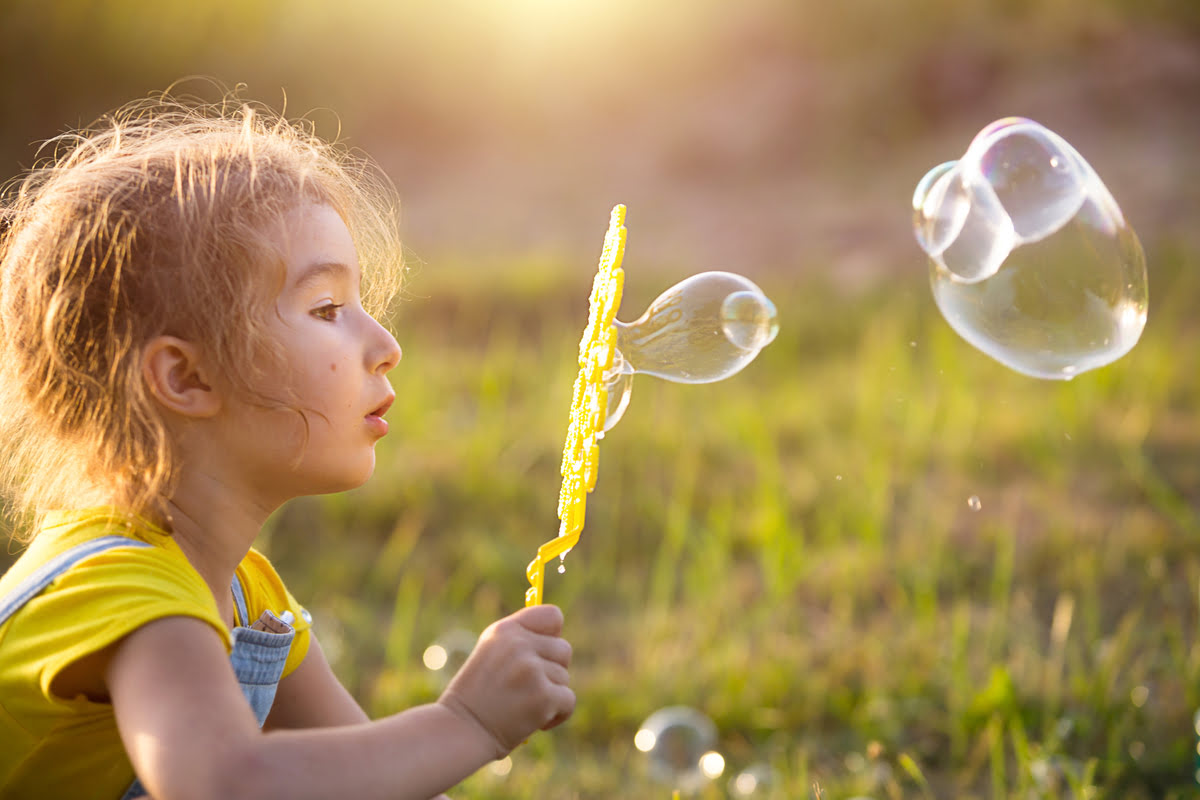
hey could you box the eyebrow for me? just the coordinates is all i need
[293,261,358,290]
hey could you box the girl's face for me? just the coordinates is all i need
[214,202,401,504]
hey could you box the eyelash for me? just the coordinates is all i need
[313,303,345,321]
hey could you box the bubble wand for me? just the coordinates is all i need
[525,205,780,606]
[525,205,627,607]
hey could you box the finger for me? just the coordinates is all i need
[533,633,572,667]
[540,685,576,731]
[543,660,569,687]
[513,604,564,636]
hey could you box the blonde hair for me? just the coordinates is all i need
[0,90,404,539]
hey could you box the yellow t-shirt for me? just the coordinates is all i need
[0,509,312,800]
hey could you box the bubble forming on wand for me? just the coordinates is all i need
[525,205,627,607]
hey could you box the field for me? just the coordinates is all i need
[244,238,1200,799]
[1,1,1197,796]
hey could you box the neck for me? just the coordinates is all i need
[166,470,277,627]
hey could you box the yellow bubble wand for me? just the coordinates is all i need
[525,204,626,607]
[524,205,779,606]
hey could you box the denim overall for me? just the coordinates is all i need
[0,535,295,800]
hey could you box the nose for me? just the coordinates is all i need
[368,316,402,375]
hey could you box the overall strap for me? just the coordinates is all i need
[0,535,152,627]
[230,572,250,627]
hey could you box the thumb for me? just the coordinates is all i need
[513,604,564,636]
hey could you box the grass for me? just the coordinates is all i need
[246,238,1200,798]
[2,239,1195,798]
[0,1,1194,795]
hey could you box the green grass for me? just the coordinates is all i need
[249,241,1200,798]
[0,1,1195,795]
[3,243,1196,797]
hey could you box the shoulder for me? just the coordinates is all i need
[0,510,230,705]
[44,513,215,610]
[0,509,160,591]
[3,509,216,614]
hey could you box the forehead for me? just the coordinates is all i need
[276,203,360,285]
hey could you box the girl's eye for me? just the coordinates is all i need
[313,303,344,321]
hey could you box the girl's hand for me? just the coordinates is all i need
[436,604,575,756]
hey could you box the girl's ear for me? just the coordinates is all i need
[142,336,221,418]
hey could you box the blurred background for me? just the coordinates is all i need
[2,0,1197,281]
[3,1,1200,797]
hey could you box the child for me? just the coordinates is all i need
[0,92,574,800]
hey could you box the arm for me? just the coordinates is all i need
[108,605,574,800]
[264,633,369,729]
[264,634,448,800]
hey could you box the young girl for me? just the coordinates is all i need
[0,93,574,800]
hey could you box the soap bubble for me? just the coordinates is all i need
[601,350,633,433]
[913,117,1147,380]
[614,271,778,384]
[914,159,1016,283]
[699,750,726,779]
[422,629,476,686]
[729,763,777,797]
[722,290,781,351]
[595,272,778,434]
[635,706,720,793]
[973,119,1089,242]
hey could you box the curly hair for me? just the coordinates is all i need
[0,90,404,538]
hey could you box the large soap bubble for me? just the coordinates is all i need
[913,117,1147,380]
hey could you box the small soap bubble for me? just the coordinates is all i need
[721,290,780,351]
[914,159,1016,282]
[728,763,777,797]
[699,751,726,779]
[422,629,476,685]
[635,706,719,793]
[602,357,633,432]
[913,117,1147,380]
[973,119,1088,243]
[968,495,982,511]
[913,160,969,259]
[557,562,566,574]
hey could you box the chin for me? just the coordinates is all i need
[302,460,377,496]
[307,474,373,498]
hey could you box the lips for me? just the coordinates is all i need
[365,392,394,437]
[368,393,395,419]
